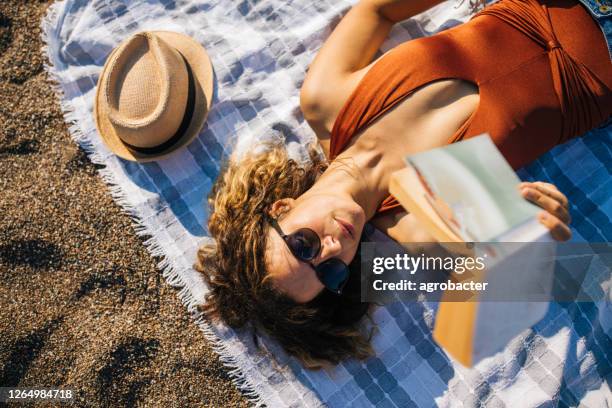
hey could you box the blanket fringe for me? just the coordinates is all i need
[40,2,265,406]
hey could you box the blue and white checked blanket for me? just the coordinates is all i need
[42,0,611,406]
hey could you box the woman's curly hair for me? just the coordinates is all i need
[194,141,373,368]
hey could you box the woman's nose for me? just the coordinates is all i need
[319,235,342,260]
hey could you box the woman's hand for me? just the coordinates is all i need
[519,181,572,241]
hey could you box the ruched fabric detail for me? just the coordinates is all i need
[477,0,607,143]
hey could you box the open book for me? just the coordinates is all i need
[389,134,556,366]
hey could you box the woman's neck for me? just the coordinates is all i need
[308,145,393,219]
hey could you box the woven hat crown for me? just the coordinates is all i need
[104,32,188,148]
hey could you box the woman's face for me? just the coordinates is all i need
[265,192,366,303]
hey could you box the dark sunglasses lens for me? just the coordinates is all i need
[317,259,350,293]
[286,229,320,261]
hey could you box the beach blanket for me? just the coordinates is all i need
[42,0,611,406]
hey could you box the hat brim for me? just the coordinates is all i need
[94,31,214,162]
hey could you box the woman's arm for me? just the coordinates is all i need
[300,0,445,145]
[370,208,436,243]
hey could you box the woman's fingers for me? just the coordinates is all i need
[537,211,572,242]
[520,186,571,224]
[531,181,569,208]
[518,181,572,240]
[519,182,571,224]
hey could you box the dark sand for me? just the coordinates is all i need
[0,1,249,406]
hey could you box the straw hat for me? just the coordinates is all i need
[94,31,214,162]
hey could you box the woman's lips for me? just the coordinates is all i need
[335,218,355,240]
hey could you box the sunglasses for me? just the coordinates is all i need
[268,217,350,295]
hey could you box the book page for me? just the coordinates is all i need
[404,134,541,241]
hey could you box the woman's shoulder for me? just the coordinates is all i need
[300,57,386,158]
[299,39,450,158]
[300,67,373,136]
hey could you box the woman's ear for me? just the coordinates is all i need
[268,198,295,219]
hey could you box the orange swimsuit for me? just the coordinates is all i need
[329,0,612,214]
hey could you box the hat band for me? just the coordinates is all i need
[122,53,196,154]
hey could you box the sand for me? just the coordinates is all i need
[0,1,249,406]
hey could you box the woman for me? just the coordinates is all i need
[196,0,611,368]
